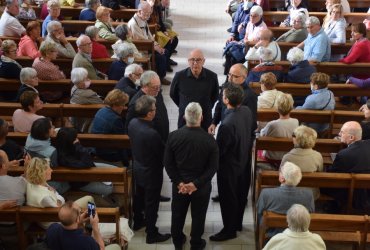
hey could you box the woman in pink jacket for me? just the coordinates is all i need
[17,21,42,59]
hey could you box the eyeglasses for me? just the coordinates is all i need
[80,42,92,47]
[228,73,243,79]
[188,58,204,64]
[149,84,160,90]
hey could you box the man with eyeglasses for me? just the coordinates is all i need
[323,121,370,212]
[170,48,219,131]
[296,16,331,64]
[45,21,76,59]
[0,0,26,37]
[73,35,103,80]
[115,63,143,100]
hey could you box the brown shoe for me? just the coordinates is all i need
[161,78,171,85]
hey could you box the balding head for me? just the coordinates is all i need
[339,121,362,145]
[229,63,248,85]
[188,49,205,78]
[138,1,151,21]
[259,29,273,42]
[58,201,80,228]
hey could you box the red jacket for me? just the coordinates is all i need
[340,39,370,79]
[91,40,109,59]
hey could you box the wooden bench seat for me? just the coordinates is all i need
[270,26,355,40]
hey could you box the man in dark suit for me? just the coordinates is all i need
[127,95,171,243]
[326,121,370,210]
[170,49,219,131]
[209,83,253,241]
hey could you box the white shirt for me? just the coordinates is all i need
[0,11,26,37]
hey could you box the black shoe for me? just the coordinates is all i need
[227,27,232,32]
[169,59,178,65]
[133,220,146,231]
[160,195,171,202]
[146,232,171,244]
[190,239,206,250]
[174,235,187,250]
[166,66,173,72]
[211,195,220,202]
[209,231,236,241]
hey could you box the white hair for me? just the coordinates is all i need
[71,68,88,84]
[185,102,202,126]
[47,0,60,10]
[124,63,141,77]
[250,5,263,16]
[287,204,311,232]
[46,20,62,35]
[280,162,302,186]
[287,47,304,64]
[140,70,158,87]
[20,67,37,84]
[306,16,321,26]
[76,35,89,47]
[115,43,134,59]
[291,11,307,27]
[257,47,274,62]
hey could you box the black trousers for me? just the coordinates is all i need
[133,182,162,236]
[171,183,211,248]
[164,36,178,57]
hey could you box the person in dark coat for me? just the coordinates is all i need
[115,63,143,100]
[360,100,370,140]
[164,102,219,250]
[126,70,169,142]
[209,84,253,241]
[170,49,219,131]
[325,121,370,211]
[107,43,134,81]
[285,47,316,83]
[128,95,171,243]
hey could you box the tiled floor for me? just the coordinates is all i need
[128,0,256,249]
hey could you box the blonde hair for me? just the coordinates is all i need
[104,89,129,107]
[294,125,317,149]
[39,40,57,57]
[310,72,330,89]
[330,4,344,18]
[26,157,50,185]
[96,6,111,20]
[1,40,16,54]
[277,93,294,116]
[260,72,277,90]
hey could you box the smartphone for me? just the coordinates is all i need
[87,202,96,218]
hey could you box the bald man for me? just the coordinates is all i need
[170,49,219,130]
[325,121,370,211]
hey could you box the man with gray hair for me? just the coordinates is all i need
[0,0,26,37]
[115,63,143,99]
[73,35,102,80]
[263,204,325,250]
[257,162,314,227]
[324,121,370,211]
[128,95,171,243]
[45,21,76,58]
[164,102,219,250]
[297,16,331,64]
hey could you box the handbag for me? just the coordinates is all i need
[223,42,246,62]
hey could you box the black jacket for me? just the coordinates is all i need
[115,77,139,100]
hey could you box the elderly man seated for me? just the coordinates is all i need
[263,204,325,250]
[245,29,281,62]
[0,0,26,37]
[324,121,370,211]
[115,63,143,99]
[297,16,331,64]
[73,35,103,80]
[45,21,76,59]
[257,162,315,232]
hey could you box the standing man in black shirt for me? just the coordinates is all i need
[209,84,253,241]
[164,102,219,250]
[170,49,219,131]
[128,95,171,243]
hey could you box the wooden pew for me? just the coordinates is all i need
[6,132,131,149]
[262,11,368,26]
[8,166,131,219]
[270,26,355,40]
[18,206,120,249]
[0,207,23,250]
[32,5,137,21]
[249,82,370,97]
[249,41,352,56]
[259,211,368,250]
[247,61,370,75]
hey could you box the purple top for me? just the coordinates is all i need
[349,77,370,88]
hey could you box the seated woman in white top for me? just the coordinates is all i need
[243,5,267,45]
[245,29,281,62]
[12,91,44,133]
[324,4,346,44]
[26,157,94,228]
[260,93,299,168]
[258,72,284,110]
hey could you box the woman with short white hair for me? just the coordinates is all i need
[276,12,308,43]
[107,43,134,80]
[70,67,103,133]
[285,47,316,83]
[280,0,309,28]
[243,5,267,44]
[16,67,39,101]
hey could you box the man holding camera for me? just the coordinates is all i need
[46,201,121,250]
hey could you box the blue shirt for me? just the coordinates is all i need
[79,8,96,21]
[296,88,335,132]
[42,15,52,37]
[303,28,331,62]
